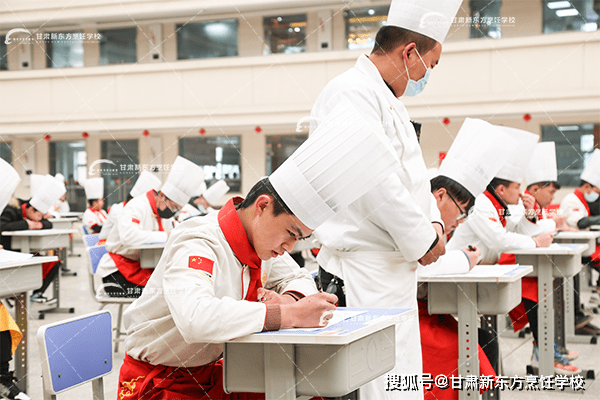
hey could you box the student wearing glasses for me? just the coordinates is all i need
[416,119,516,399]
[96,156,204,298]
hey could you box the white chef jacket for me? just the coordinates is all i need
[447,192,537,265]
[311,54,441,400]
[559,190,589,228]
[123,198,317,367]
[98,201,125,240]
[82,207,108,233]
[96,191,174,278]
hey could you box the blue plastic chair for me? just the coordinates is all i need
[82,234,100,248]
[86,245,133,352]
[37,310,112,399]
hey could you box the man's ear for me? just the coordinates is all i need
[434,188,446,202]
[254,195,271,216]
[529,185,539,195]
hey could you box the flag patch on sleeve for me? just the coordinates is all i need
[189,256,214,276]
[132,218,140,224]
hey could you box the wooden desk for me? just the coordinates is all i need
[2,229,76,317]
[224,308,409,400]
[507,243,588,377]
[420,264,532,400]
[0,253,57,392]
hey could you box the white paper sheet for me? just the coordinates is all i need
[278,309,367,332]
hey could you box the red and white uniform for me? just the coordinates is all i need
[447,190,536,264]
[560,189,591,229]
[96,190,174,285]
[82,207,108,233]
[118,198,316,399]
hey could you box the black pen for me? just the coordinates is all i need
[468,245,475,251]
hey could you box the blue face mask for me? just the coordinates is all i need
[403,49,431,97]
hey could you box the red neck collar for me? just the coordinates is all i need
[21,203,27,219]
[218,197,261,270]
[146,190,164,231]
[484,190,507,227]
[574,189,591,216]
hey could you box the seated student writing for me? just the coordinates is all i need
[416,118,515,399]
[118,178,339,400]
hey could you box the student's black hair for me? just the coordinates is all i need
[24,200,37,212]
[88,199,99,207]
[487,177,513,192]
[236,177,293,216]
[580,179,596,189]
[526,181,561,191]
[371,26,437,56]
[430,175,476,213]
[126,193,134,202]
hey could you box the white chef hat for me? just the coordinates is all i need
[269,97,401,230]
[30,174,45,196]
[0,159,20,213]
[83,177,104,200]
[439,118,517,197]
[387,0,462,43]
[495,126,539,183]
[581,149,600,188]
[525,142,558,186]
[161,156,206,207]
[30,175,66,214]
[53,173,67,194]
[130,171,162,198]
[203,180,230,206]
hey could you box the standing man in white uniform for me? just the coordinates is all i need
[312,1,461,398]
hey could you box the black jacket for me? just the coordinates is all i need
[0,199,52,250]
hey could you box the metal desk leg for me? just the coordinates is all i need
[457,283,479,399]
[554,278,565,349]
[481,315,500,400]
[537,256,554,377]
[39,268,75,318]
[264,343,296,400]
[14,293,27,392]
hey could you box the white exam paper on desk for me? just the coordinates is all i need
[278,309,367,332]
[0,250,34,264]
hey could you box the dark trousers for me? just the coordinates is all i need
[0,331,11,375]
[523,298,539,343]
[316,266,346,307]
[102,271,144,298]
[33,261,61,297]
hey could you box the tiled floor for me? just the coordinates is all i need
[7,239,600,399]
